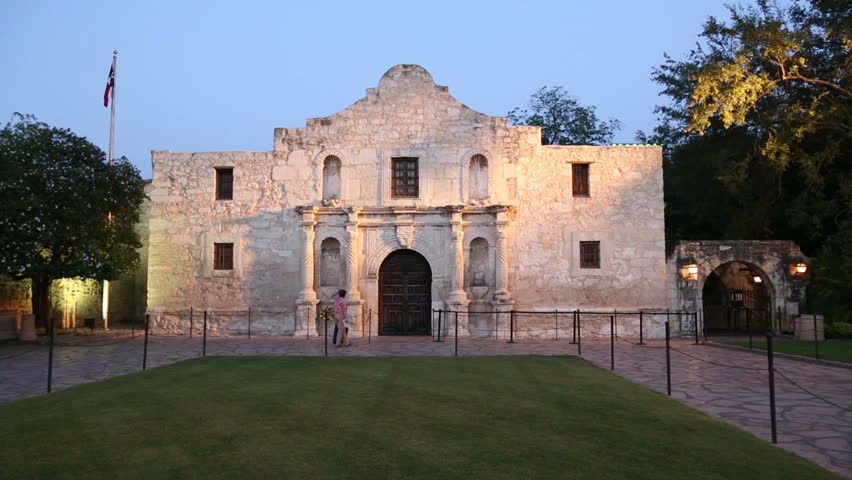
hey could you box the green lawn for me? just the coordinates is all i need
[0,356,840,479]
[717,338,852,364]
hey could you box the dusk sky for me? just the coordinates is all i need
[1,0,738,179]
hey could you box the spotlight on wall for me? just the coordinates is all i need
[795,263,808,274]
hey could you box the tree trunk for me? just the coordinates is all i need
[31,275,52,331]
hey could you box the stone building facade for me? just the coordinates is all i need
[146,64,668,336]
[669,240,809,334]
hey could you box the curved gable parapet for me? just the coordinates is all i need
[377,64,440,93]
[275,64,511,145]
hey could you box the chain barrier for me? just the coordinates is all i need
[575,317,765,370]
[0,349,39,361]
[773,367,852,413]
[52,334,139,348]
[668,345,767,372]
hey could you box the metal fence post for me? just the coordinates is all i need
[747,309,753,349]
[614,309,618,341]
[555,309,558,341]
[368,309,372,344]
[495,310,499,341]
[248,307,252,339]
[571,309,577,344]
[508,310,515,343]
[610,315,615,371]
[577,312,582,356]
[47,316,55,393]
[203,310,208,357]
[767,332,777,444]
[665,320,671,396]
[143,313,150,370]
[666,308,670,335]
[434,310,442,342]
[693,311,699,345]
[813,314,819,360]
[190,307,194,339]
[454,311,459,357]
[324,311,328,357]
[639,311,645,345]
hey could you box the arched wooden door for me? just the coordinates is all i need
[379,250,431,335]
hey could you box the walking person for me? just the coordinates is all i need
[334,289,351,347]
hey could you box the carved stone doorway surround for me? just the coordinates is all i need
[295,204,514,337]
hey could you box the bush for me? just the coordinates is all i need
[825,322,852,339]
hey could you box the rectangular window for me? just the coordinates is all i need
[214,243,234,270]
[392,157,419,198]
[579,241,600,269]
[572,163,590,197]
[215,168,233,200]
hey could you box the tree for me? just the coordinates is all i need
[646,0,852,318]
[508,86,620,145]
[0,114,146,327]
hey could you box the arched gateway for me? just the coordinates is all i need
[379,250,432,335]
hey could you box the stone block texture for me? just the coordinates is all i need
[146,64,667,336]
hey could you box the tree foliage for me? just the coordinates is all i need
[0,114,146,323]
[508,86,620,145]
[646,0,852,318]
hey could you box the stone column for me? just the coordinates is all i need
[447,207,468,305]
[492,206,512,303]
[295,206,318,336]
[345,208,364,336]
[445,206,469,336]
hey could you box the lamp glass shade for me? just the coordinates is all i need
[753,275,762,283]
[687,265,699,275]
[795,263,808,274]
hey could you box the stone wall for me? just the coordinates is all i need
[510,145,666,309]
[147,64,668,336]
[668,240,809,334]
[0,276,102,328]
[107,182,151,325]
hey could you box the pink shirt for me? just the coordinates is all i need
[334,296,347,321]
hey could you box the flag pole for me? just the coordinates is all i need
[108,50,117,166]
[103,50,117,331]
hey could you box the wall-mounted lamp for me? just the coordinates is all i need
[681,263,699,281]
[795,263,808,274]
[753,275,762,283]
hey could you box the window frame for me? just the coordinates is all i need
[391,157,419,198]
[572,163,590,197]
[215,167,234,201]
[213,243,234,270]
[579,241,600,269]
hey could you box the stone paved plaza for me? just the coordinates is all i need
[1,333,850,478]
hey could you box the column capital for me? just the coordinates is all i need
[296,205,318,226]
[346,207,361,225]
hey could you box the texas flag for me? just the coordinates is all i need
[103,64,114,107]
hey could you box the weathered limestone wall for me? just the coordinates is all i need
[0,276,102,328]
[147,150,303,333]
[509,145,667,310]
[108,182,152,324]
[147,64,668,336]
[668,240,809,334]
[0,277,31,313]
